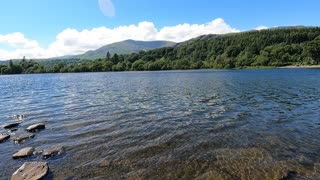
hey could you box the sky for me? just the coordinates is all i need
[0,0,319,60]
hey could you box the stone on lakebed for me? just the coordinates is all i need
[26,123,45,132]
[43,146,64,158]
[12,147,35,159]
[13,133,35,144]
[13,115,25,121]
[3,122,21,129]
[11,162,49,180]
[0,134,10,143]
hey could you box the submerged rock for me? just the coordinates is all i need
[3,122,21,129]
[13,115,25,121]
[99,160,110,167]
[8,128,18,134]
[33,150,43,156]
[12,147,35,159]
[43,146,63,158]
[0,134,10,143]
[11,162,49,180]
[13,133,35,144]
[26,123,45,132]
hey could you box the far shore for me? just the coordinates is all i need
[278,65,320,69]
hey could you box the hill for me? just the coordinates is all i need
[55,39,176,60]
[1,27,320,74]
[0,40,176,67]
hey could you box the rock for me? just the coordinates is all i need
[298,155,314,167]
[12,147,35,159]
[43,146,63,158]
[8,128,18,134]
[13,133,35,144]
[26,123,45,132]
[11,162,49,180]
[33,150,43,156]
[0,134,10,143]
[99,160,110,167]
[13,115,25,121]
[3,122,21,129]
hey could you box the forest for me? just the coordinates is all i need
[1,27,320,74]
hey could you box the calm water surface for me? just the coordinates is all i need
[0,69,320,179]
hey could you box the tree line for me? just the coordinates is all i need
[1,27,320,74]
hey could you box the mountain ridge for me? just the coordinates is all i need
[54,39,176,60]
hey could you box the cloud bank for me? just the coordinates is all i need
[0,18,240,60]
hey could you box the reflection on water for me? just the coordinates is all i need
[0,69,320,179]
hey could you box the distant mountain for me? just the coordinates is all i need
[0,40,176,66]
[56,40,176,60]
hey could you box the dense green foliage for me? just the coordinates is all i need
[1,27,320,74]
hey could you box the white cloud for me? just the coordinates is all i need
[255,26,269,30]
[98,0,115,17]
[158,18,240,42]
[0,18,240,60]
[0,32,39,49]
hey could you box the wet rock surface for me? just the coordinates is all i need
[26,123,45,132]
[11,162,49,180]
[3,122,21,129]
[12,147,35,159]
[8,128,18,133]
[43,146,63,158]
[1,114,58,179]
[13,133,35,144]
[0,134,10,143]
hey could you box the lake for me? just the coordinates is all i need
[0,69,320,179]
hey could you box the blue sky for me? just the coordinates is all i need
[0,0,319,59]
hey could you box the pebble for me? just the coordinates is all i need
[43,146,63,158]
[26,123,45,132]
[0,134,10,143]
[12,147,35,159]
[11,162,49,180]
[13,133,35,144]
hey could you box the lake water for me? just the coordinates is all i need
[0,69,320,179]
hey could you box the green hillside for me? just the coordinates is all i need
[1,27,320,74]
[0,40,176,67]
[56,39,176,60]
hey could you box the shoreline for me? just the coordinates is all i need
[278,65,320,69]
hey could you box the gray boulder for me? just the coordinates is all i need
[12,147,35,159]
[13,133,35,144]
[43,146,64,158]
[0,134,10,143]
[11,162,49,180]
[26,123,45,132]
[3,122,21,129]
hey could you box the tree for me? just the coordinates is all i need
[106,51,111,61]
[304,36,320,64]
[9,60,13,68]
[22,56,26,63]
[131,60,145,71]
[111,53,119,64]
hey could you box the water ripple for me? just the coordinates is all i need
[1,69,320,179]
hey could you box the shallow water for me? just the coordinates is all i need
[0,69,320,179]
